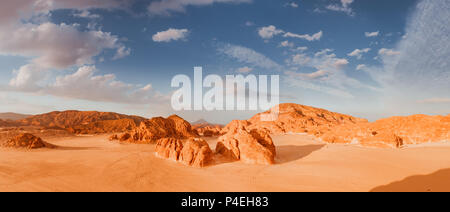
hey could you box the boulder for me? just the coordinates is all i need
[1,133,53,149]
[155,138,184,161]
[180,138,214,167]
[155,137,213,167]
[216,120,276,165]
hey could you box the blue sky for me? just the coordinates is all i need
[0,0,448,124]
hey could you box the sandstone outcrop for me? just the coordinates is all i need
[1,133,54,149]
[320,114,449,148]
[245,103,368,135]
[118,115,198,143]
[155,138,184,161]
[68,119,138,134]
[192,119,223,137]
[155,137,213,167]
[216,120,276,165]
[180,138,214,167]
[16,110,145,130]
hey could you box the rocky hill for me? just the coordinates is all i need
[0,113,31,121]
[320,114,450,148]
[245,103,368,135]
[115,115,199,143]
[192,119,223,137]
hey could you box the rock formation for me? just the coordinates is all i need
[67,119,138,134]
[180,138,214,167]
[191,119,224,137]
[155,138,184,161]
[155,137,213,167]
[245,103,368,135]
[216,120,276,165]
[118,115,198,143]
[1,133,54,149]
[320,114,449,148]
[16,110,145,129]
[195,126,223,137]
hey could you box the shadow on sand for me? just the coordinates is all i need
[276,144,325,164]
[370,168,450,192]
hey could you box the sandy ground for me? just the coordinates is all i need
[1,134,449,192]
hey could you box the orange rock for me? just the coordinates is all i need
[245,103,367,135]
[109,134,119,141]
[119,115,198,143]
[15,110,145,131]
[216,120,276,165]
[70,119,139,134]
[191,119,224,137]
[180,138,214,167]
[155,137,213,167]
[119,133,131,142]
[1,133,53,149]
[155,138,184,161]
[361,132,404,148]
[319,114,449,148]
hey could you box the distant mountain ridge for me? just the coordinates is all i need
[0,112,31,121]
[0,110,147,134]
[191,119,224,128]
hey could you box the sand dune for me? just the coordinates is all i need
[1,134,449,192]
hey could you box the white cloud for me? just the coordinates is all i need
[334,58,349,68]
[148,0,252,16]
[113,46,131,60]
[364,0,450,115]
[259,25,323,41]
[152,28,189,42]
[286,2,299,8]
[258,25,284,39]
[295,46,308,52]
[0,22,125,69]
[9,64,46,91]
[325,0,354,16]
[218,43,281,70]
[365,31,379,37]
[74,10,100,19]
[356,64,366,71]
[46,66,167,104]
[0,0,128,26]
[289,54,311,66]
[284,48,374,99]
[236,66,253,73]
[378,48,400,57]
[283,31,323,41]
[280,40,294,48]
[348,48,371,59]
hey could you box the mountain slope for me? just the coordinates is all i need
[0,113,31,121]
[244,103,368,134]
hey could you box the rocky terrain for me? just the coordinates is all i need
[0,110,146,135]
[114,115,198,144]
[243,103,449,148]
[0,113,31,121]
[1,133,54,149]
[216,120,276,165]
[191,119,223,137]
[320,114,450,148]
[246,103,368,135]
[155,137,213,167]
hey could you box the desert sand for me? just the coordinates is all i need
[1,133,449,192]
